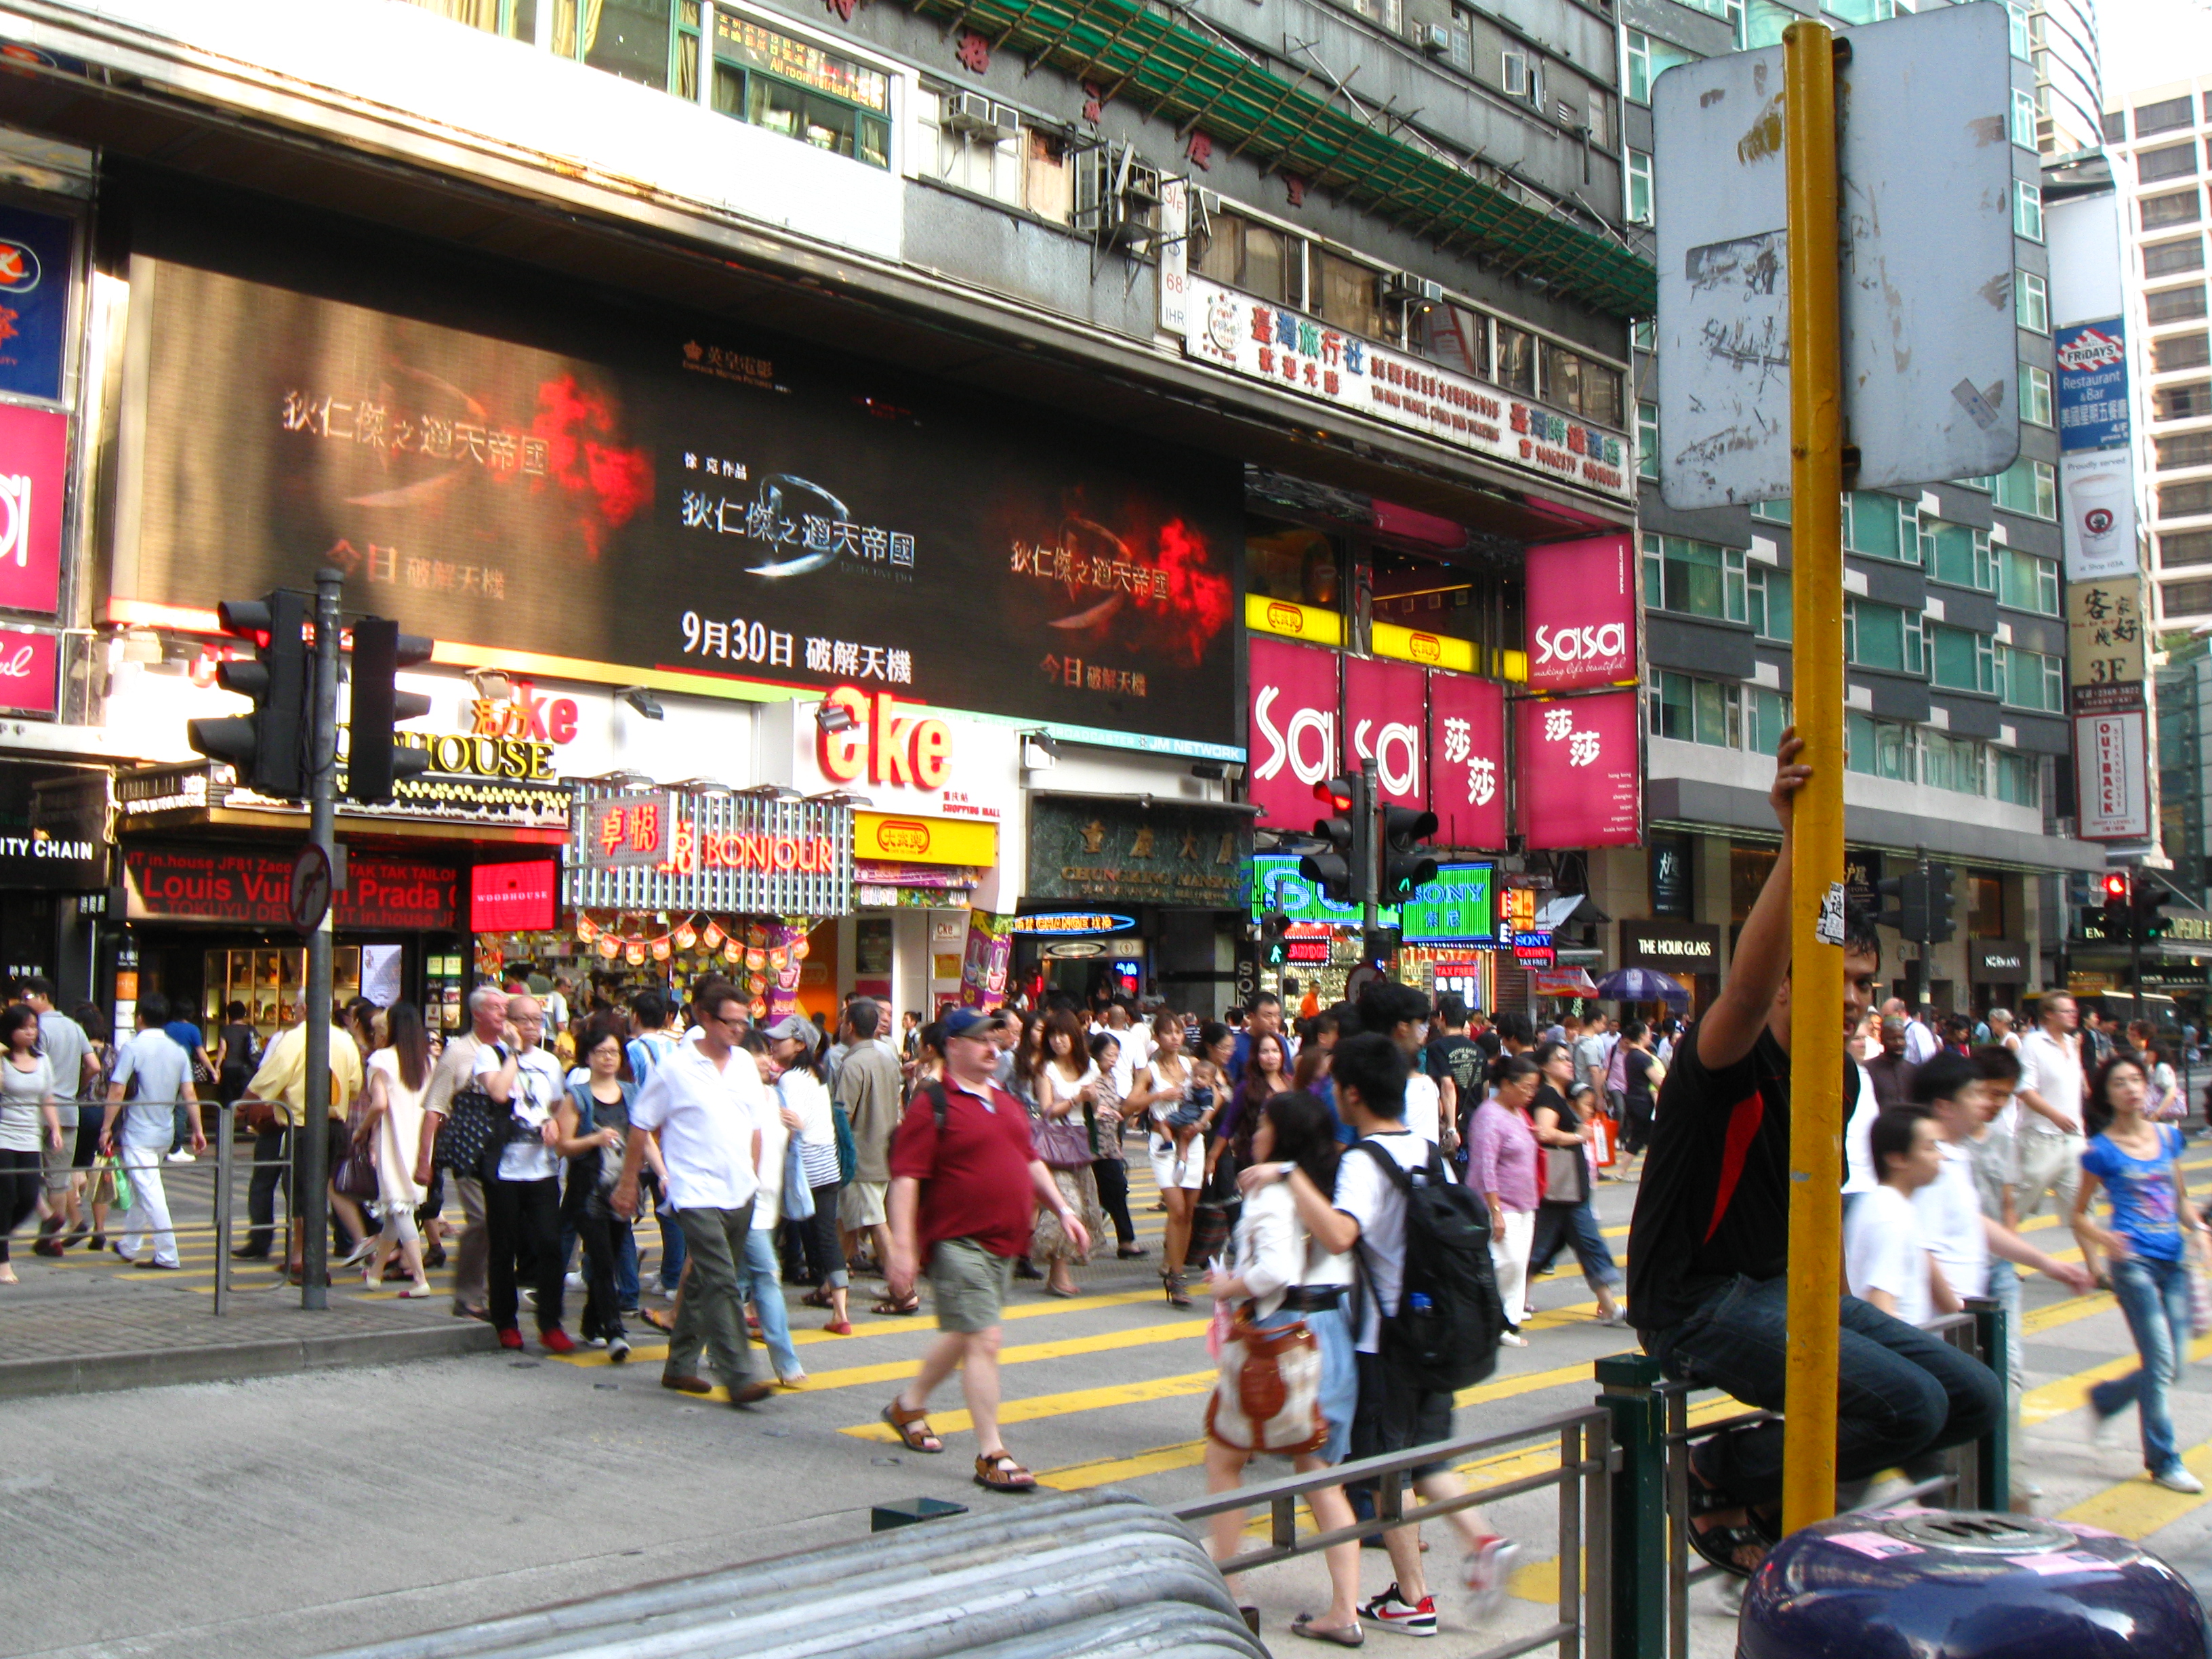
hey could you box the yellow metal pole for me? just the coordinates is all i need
[1781,16,1846,1538]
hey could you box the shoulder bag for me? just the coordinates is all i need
[333,1093,382,1203]
[432,1047,509,1180]
[1032,1098,1094,1169]
[1204,1306,1326,1455]
[1541,1141,1589,1207]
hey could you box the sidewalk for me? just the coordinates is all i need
[0,1145,496,1398]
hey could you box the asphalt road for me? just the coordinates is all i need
[7,1160,2212,1659]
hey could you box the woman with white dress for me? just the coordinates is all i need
[1125,1010,1214,1307]
[359,1000,434,1297]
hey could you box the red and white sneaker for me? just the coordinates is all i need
[1358,1584,1437,1637]
[1462,1536,1520,1618]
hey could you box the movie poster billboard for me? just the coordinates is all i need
[114,206,1242,750]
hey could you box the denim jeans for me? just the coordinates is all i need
[1528,1198,1622,1289]
[613,1221,639,1309]
[741,1226,802,1382]
[657,1194,687,1291]
[1648,1274,2003,1506]
[2091,1253,2194,1477]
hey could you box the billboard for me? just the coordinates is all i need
[115,212,1241,750]
[1343,655,1427,808]
[1427,670,1507,851]
[0,204,75,405]
[1525,535,1636,691]
[2055,319,2129,454]
[1249,851,1494,940]
[1247,637,1340,832]
[2074,709,2152,842]
[1516,691,1641,848]
[2060,451,2139,584]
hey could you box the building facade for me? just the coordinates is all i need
[0,0,1643,1029]
[1614,0,2103,1019]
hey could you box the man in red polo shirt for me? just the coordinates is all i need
[880,1005,1089,1492]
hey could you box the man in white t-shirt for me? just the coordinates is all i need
[615,978,773,1408]
[475,996,574,1353]
[1360,981,1444,1149]
[1251,1033,1515,1635]
[2013,992,2085,1222]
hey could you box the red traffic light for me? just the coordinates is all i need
[1313,777,1355,814]
[2102,872,2130,899]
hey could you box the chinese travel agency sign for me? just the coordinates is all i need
[569,785,853,917]
[1182,276,1631,504]
[1027,796,1250,909]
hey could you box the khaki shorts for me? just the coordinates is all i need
[838,1180,888,1231]
[928,1236,1014,1334]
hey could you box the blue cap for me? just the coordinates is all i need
[943,1006,1000,1040]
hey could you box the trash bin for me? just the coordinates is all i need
[1737,1509,2209,1658]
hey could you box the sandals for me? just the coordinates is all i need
[973,1451,1037,1492]
[1290,1614,1365,1647]
[1162,1270,1191,1308]
[1684,1476,1778,1579]
[882,1399,943,1453]
[800,1288,834,1309]
[872,1294,922,1316]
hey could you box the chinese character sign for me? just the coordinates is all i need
[1525,535,1636,692]
[1343,655,1427,808]
[2066,577,2146,695]
[1516,692,1641,848]
[121,226,1242,747]
[1427,670,1505,851]
[1247,637,1340,832]
[0,403,64,616]
[2055,320,2129,454]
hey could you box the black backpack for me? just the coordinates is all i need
[1356,1139,1505,1393]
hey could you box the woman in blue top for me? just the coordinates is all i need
[2072,1052,2212,1492]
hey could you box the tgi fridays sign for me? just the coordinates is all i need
[1183,276,1631,503]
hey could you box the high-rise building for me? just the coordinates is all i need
[1616,0,2103,1017]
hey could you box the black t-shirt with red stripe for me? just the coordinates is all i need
[1624,1020,1860,1334]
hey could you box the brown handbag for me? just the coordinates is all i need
[1204,1307,1327,1455]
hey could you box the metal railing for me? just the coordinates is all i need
[1172,1407,1615,1659]
[1597,1297,2009,1659]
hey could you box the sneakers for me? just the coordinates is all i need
[608,1336,631,1364]
[1358,1585,1437,1637]
[164,1149,195,1164]
[496,1327,525,1351]
[1461,1536,1519,1619]
[2155,1466,2205,1494]
[540,1328,577,1355]
[1499,1331,1528,1348]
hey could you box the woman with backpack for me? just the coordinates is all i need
[1202,1089,1361,1645]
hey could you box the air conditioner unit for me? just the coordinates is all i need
[1418,21,1452,55]
[1074,144,1163,247]
[943,90,1019,142]
[1376,270,1445,309]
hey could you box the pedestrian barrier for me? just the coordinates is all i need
[308,1490,1267,1659]
[1597,1298,2009,1659]
[1172,1406,1615,1659]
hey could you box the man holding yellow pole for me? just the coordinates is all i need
[1623,730,2003,1578]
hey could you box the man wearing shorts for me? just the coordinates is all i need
[880,1005,1089,1492]
[836,1000,903,1278]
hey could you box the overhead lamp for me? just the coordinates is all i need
[672,777,735,795]
[806,789,873,808]
[468,668,514,701]
[816,701,858,735]
[617,686,665,720]
[1022,731,1058,769]
[733,783,802,800]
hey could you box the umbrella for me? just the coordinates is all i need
[1596,966,1690,1006]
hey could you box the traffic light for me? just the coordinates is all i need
[344,616,434,803]
[2131,878,2172,945]
[1381,804,1440,901]
[1361,924,1401,966]
[188,592,310,798]
[1258,909,1290,967]
[1924,861,1957,946]
[1875,872,1929,941]
[2100,871,2132,941]
[1300,775,1367,909]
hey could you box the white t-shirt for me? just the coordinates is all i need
[1402,1071,1441,1146]
[1915,1141,1988,1300]
[473,1043,566,1183]
[751,1082,790,1231]
[2017,1028,2084,1139]
[1845,1183,1935,1326]
[628,1042,763,1212]
[1334,1129,1453,1353]
[1904,1020,1941,1065]
[1841,1064,1880,1195]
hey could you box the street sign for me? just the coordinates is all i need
[289,842,331,936]
[1654,3,2019,506]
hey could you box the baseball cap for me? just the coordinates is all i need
[943,1006,1001,1041]
[762,1013,818,1048]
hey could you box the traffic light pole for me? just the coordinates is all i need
[1357,758,1379,938]
[298,567,342,1312]
[1917,850,1931,1010]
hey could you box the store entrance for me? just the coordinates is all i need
[127,932,457,1048]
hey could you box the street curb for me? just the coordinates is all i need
[0,1321,501,1399]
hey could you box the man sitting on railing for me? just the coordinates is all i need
[1623,730,2003,1579]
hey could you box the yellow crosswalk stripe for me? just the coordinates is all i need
[2060,1438,2212,1537]
[844,1371,1218,1441]
[2022,1334,2212,1426]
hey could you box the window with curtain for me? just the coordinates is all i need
[403,0,534,35]
[1312,248,1391,342]
[708,9,892,169]
[1409,302,1490,380]
[1996,749,2038,806]
[1845,712,1916,780]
